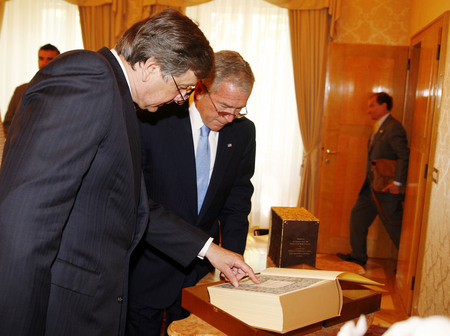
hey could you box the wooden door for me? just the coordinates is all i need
[396,14,446,315]
[316,43,408,257]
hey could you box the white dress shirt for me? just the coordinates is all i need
[188,97,218,183]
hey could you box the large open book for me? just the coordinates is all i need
[207,267,382,333]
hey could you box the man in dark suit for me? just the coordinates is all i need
[0,10,257,336]
[127,50,256,336]
[338,92,410,267]
[3,43,60,136]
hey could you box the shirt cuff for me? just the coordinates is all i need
[197,237,214,259]
[393,181,402,186]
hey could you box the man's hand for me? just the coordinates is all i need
[205,243,260,287]
[382,183,401,194]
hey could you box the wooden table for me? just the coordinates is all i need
[168,280,381,336]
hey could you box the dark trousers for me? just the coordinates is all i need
[349,180,403,263]
[126,292,188,336]
[126,269,199,336]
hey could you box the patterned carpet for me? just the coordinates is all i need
[365,324,388,335]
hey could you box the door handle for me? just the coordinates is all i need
[321,147,337,164]
[323,148,337,164]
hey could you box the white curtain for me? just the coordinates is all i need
[0,0,83,119]
[187,0,303,230]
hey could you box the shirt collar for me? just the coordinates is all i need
[377,113,390,128]
[110,49,132,94]
[189,94,205,131]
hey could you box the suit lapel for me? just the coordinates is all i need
[166,107,198,219]
[98,48,141,205]
[369,115,394,158]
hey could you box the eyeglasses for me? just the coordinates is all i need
[205,89,248,119]
[171,75,195,105]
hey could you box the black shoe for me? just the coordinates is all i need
[337,253,366,267]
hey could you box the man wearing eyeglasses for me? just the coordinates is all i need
[127,50,256,336]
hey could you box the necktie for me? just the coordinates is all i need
[196,124,211,214]
[369,121,379,147]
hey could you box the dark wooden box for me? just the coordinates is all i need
[268,207,319,268]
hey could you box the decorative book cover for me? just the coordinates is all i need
[269,207,319,268]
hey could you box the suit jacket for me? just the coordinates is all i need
[366,114,409,186]
[129,102,256,308]
[2,82,28,136]
[0,48,208,336]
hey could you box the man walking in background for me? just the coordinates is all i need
[338,92,410,267]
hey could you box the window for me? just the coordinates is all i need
[187,0,303,229]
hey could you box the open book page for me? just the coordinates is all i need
[261,267,383,286]
[336,272,384,286]
[212,275,324,295]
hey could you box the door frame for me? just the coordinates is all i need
[398,12,448,315]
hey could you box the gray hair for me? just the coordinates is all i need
[203,50,255,93]
[115,9,214,80]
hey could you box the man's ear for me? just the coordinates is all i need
[141,57,159,82]
[195,81,206,95]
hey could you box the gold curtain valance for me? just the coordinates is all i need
[65,0,211,7]
[62,0,212,51]
[64,0,111,5]
[143,0,212,5]
[264,0,336,10]
[264,0,340,37]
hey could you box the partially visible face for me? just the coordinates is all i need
[367,95,388,121]
[195,81,251,132]
[38,50,59,69]
[134,65,197,112]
